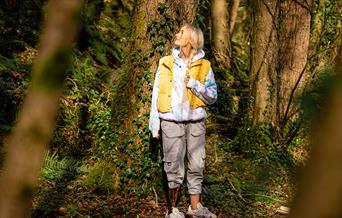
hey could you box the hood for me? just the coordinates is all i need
[172,47,205,64]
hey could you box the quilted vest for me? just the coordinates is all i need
[157,55,210,112]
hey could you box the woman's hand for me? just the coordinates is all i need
[154,134,160,140]
[184,75,191,86]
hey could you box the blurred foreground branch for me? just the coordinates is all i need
[0,0,82,217]
[289,41,342,217]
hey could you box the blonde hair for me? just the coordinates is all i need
[180,24,204,102]
[181,23,204,54]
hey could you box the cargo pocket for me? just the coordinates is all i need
[161,120,185,162]
[190,120,206,137]
[161,120,185,138]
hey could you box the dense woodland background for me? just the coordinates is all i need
[0,0,342,217]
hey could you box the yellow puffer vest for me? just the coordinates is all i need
[157,55,211,112]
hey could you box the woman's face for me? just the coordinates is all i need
[174,26,191,48]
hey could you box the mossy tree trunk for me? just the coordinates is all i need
[112,0,200,137]
[0,0,81,216]
[250,0,278,125]
[307,0,324,74]
[307,0,342,77]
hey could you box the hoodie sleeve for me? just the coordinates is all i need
[149,68,161,137]
[186,67,218,105]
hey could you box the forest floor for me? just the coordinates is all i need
[31,131,306,218]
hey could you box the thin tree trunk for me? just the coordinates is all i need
[250,0,278,125]
[277,0,313,126]
[211,0,231,70]
[229,0,240,34]
[0,0,81,217]
[307,0,324,74]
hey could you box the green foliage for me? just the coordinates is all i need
[53,52,116,155]
[300,67,337,129]
[147,3,175,55]
[228,122,296,166]
[200,137,294,217]
[234,51,249,86]
[40,151,79,180]
[50,0,164,197]
[0,0,44,56]
[230,124,272,159]
[86,87,118,155]
[34,157,78,218]
[51,0,138,157]
[0,81,13,133]
[78,0,134,65]
[312,0,342,49]
[0,54,16,70]
[84,160,116,194]
[67,203,80,216]
[0,53,31,135]
[195,0,210,49]
[209,79,234,122]
[56,52,160,196]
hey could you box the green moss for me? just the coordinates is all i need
[84,161,116,194]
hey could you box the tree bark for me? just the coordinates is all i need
[211,0,231,70]
[0,0,81,217]
[229,0,240,34]
[277,0,313,126]
[251,0,313,128]
[250,0,278,125]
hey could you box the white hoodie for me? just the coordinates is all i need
[149,48,218,137]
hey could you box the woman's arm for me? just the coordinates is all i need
[186,67,218,105]
[149,69,161,138]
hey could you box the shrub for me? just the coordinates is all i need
[84,160,116,194]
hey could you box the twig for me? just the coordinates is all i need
[152,186,158,206]
[213,142,218,165]
[226,177,247,203]
[242,193,286,203]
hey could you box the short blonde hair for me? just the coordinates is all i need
[182,23,204,53]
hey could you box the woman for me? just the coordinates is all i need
[149,23,217,218]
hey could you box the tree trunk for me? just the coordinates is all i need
[307,0,324,75]
[277,0,313,127]
[250,0,278,125]
[229,0,240,34]
[112,0,200,133]
[251,0,313,129]
[211,0,231,70]
[0,0,81,217]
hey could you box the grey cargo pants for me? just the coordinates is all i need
[161,119,206,195]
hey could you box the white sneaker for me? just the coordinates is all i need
[187,203,217,218]
[166,207,185,218]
